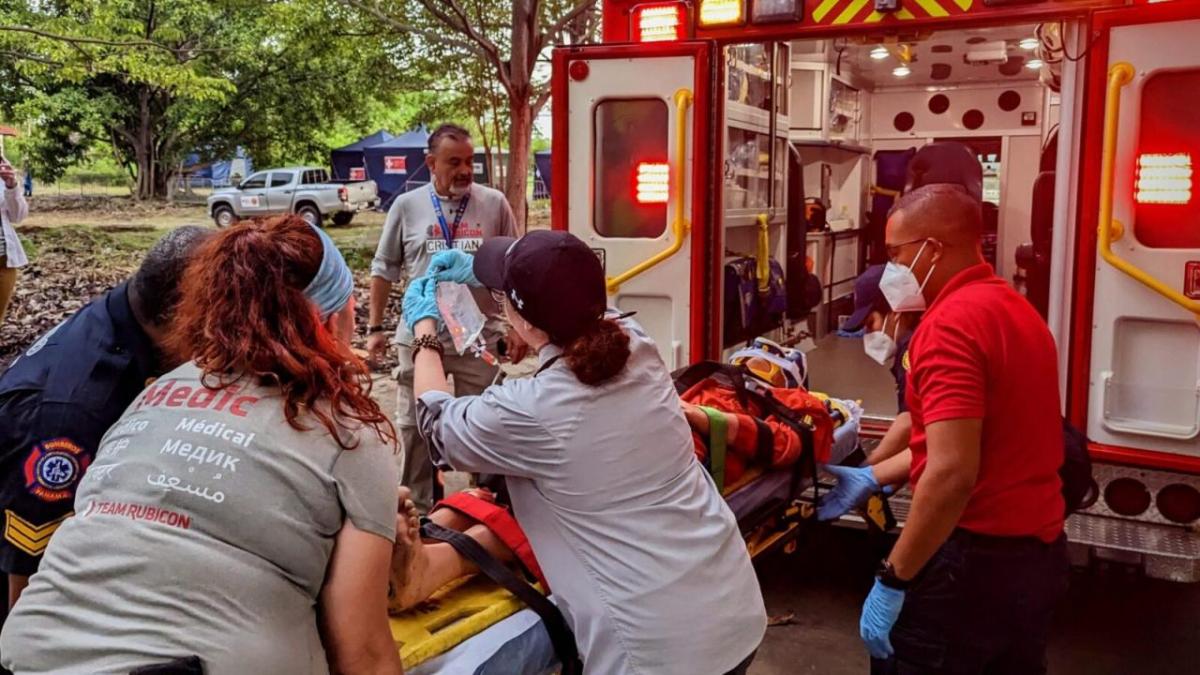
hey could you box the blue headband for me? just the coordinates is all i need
[303,225,354,320]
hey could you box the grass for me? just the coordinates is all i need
[16,196,546,273]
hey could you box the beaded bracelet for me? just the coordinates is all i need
[411,334,445,359]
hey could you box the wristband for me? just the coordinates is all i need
[411,334,445,360]
[367,325,387,335]
[877,559,911,591]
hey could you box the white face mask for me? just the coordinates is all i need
[880,240,936,313]
[863,314,899,366]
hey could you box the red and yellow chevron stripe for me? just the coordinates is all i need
[810,0,975,26]
[4,509,71,557]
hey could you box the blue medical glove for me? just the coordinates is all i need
[427,250,480,286]
[402,276,440,333]
[860,578,905,659]
[817,464,889,521]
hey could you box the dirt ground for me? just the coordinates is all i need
[4,197,1199,674]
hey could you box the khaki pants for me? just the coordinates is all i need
[0,256,17,326]
[395,344,500,512]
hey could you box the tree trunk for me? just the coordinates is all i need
[503,0,537,229]
[505,97,532,230]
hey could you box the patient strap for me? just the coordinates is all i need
[700,406,728,492]
[421,521,583,675]
[432,492,549,590]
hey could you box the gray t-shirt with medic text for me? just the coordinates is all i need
[0,363,399,675]
[370,183,519,348]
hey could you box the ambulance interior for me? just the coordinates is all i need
[721,21,1073,420]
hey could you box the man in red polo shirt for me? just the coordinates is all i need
[859,184,1068,674]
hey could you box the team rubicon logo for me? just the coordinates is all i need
[24,438,90,502]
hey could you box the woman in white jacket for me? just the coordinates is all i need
[0,159,29,325]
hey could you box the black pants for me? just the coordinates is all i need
[872,529,1069,675]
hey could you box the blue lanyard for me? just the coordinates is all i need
[430,186,470,249]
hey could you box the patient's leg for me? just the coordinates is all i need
[389,491,518,613]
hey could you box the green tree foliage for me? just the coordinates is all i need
[337,0,600,225]
[0,0,405,199]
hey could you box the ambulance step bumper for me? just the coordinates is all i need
[1065,512,1200,583]
[830,492,1200,583]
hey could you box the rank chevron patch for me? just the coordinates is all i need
[4,510,71,556]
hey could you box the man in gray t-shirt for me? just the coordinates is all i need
[367,123,522,511]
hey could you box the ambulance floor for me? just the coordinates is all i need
[751,527,1200,675]
[805,334,899,418]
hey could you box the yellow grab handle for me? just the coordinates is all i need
[1097,62,1200,315]
[755,213,770,294]
[607,88,693,294]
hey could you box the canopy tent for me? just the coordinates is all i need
[363,128,510,208]
[331,130,394,180]
[363,129,433,207]
[534,150,552,200]
[181,147,253,187]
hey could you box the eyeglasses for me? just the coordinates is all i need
[489,289,507,306]
[884,237,930,262]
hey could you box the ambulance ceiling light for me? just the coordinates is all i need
[1026,58,1046,70]
[893,65,911,78]
[1019,37,1040,51]
[1136,153,1192,205]
[636,162,670,204]
[870,46,889,60]
[698,0,744,26]
[634,3,686,43]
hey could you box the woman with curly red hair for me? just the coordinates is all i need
[2,216,407,675]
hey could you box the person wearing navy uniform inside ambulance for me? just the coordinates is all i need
[856,183,1068,675]
[818,141,986,520]
[0,227,210,609]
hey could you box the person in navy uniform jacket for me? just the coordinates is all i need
[0,226,210,609]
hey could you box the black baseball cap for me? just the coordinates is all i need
[843,264,891,332]
[904,141,984,201]
[473,230,607,343]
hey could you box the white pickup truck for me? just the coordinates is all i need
[206,167,378,228]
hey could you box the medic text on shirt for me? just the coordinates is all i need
[136,380,260,418]
[159,438,240,473]
[147,473,226,504]
[174,418,255,449]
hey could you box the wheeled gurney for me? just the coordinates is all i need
[394,403,862,674]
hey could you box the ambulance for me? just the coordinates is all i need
[549,0,1200,581]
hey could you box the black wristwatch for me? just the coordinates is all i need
[367,324,387,335]
[877,559,911,591]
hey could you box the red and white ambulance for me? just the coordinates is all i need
[550,0,1200,581]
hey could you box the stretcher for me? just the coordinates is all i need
[393,402,862,674]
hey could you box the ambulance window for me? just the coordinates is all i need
[1133,69,1199,249]
[593,98,669,239]
[726,128,771,211]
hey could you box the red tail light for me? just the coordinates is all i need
[633,3,686,43]
[1135,153,1192,205]
[635,162,670,204]
[338,186,349,202]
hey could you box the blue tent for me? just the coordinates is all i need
[534,150,552,199]
[363,129,432,206]
[331,130,394,180]
[181,147,253,187]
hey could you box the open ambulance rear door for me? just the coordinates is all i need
[551,41,715,369]
[1067,2,1200,582]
